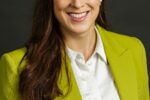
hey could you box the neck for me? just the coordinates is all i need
[63,26,97,61]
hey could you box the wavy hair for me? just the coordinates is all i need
[19,0,109,100]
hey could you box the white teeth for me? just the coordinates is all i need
[69,12,87,18]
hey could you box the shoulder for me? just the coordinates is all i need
[96,24,145,50]
[105,28,146,61]
[108,30,146,61]
[1,47,27,64]
[0,47,27,73]
[109,30,144,49]
[97,25,147,67]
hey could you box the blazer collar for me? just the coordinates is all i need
[96,25,128,58]
[96,25,138,100]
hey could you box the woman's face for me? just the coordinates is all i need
[54,0,102,35]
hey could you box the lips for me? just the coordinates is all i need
[67,11,89,22]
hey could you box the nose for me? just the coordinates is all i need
[70,0,85,8]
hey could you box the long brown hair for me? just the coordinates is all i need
[19,0,109,100]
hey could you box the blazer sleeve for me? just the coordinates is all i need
[0,53,20,100]
[140,41,150,100]
[134,37,150,100]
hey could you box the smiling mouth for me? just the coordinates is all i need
[67,11,89,22]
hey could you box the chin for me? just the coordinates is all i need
[69,23,94,34]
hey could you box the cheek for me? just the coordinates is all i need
[88,0,101,8]
[54,0,70,11]
[54,0,70,26]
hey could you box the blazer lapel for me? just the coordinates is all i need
[96,25,139,100]
[57,53,82,100]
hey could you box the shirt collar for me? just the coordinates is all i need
[66,46,82,61]
[66,26,107,63]
[94,26,107,63]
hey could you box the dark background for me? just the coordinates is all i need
[0,0,150,87]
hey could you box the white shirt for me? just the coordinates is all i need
[66,27,120,100]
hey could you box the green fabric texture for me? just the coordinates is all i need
[0,25,149,100]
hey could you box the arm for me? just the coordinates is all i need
[133,37,150,100]
[0,53,20,100]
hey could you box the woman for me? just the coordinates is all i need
[0,0,149,99]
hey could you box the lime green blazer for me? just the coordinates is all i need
[0,25,149,100]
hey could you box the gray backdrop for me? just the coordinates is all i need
[0,0,150,87]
